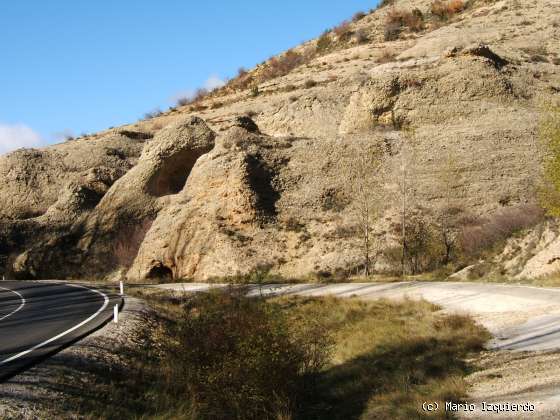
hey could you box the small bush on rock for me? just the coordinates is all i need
[431,0,465,20]
[386,8,424,33]
[304,79,318,88]
[316,31,333,53]
[333,21,353,41]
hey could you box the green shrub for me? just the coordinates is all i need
[250,85,260,97]
[539,103,560,215]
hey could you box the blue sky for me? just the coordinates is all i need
[0,0,377,153]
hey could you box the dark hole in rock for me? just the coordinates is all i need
[147,262,173,280]
[76,186,104,210]
[18,209,47,220]
[147,150,199,196]
[245,154,280,220]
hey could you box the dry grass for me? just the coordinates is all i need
[377,47,398,63]
[277,296,489,419]
[52,289,488,419]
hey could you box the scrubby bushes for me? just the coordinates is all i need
[354,29,369,44]
[333,21,353,41]
[405,215,443,274]
[388,8,424,31]
[175,88,209,108]
[384,21,402,41]
[260,49,310,82]
[430,0,465,20]
[143,108,163,120]
[316,31,333,53]
[384,8,424,40]
[304,79,318,88]
[383,204,544,277]
[160,293,329,419]
[377,47,398,63]
[458,204,544,258]
[352,11,367,22]
[385,213,443,275]
[56,291,488,419]
[154,289,333,419]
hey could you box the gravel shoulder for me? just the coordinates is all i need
[459,350,560,419]
[0,296,149,420]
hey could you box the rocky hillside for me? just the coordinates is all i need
[0,0,558,281]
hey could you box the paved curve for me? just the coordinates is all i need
[0,281,120,381]
[156,281,560,352]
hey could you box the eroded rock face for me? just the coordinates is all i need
[0,0,558,280]
[0,134,143,220]
[0,117,215,279]
[127,125,387,281]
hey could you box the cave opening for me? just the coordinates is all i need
[147,150,200,197]
[147,262,173,281]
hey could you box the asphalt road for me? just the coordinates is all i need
[0,281,120,381]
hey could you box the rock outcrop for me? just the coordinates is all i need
[0,0,558,280]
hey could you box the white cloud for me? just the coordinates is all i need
[0,123,44,155]
[203,75,225,91]
[169,75,226,104]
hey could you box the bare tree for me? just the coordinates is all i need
[395,130,417,279]
[349,145,385,277]
[435,153,464,265]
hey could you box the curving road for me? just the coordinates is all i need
[0,281,120,381]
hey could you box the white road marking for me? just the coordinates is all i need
[0,283,110,366]
[0,287,26,322]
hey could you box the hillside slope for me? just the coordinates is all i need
[0,0,558,281]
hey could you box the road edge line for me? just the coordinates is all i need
[0,286,26,322]
[0,284,109,366]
